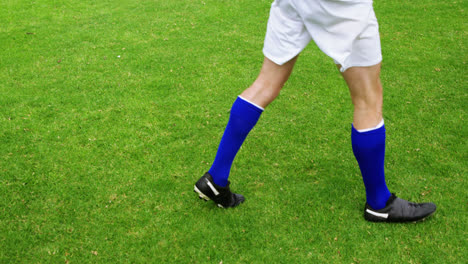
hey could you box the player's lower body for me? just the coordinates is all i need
[194,0,436,222]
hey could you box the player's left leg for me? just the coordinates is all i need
[240,56,298,108]
[194,56,297,208]
[341,63,436,222]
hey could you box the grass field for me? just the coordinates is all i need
[0,0,466,263]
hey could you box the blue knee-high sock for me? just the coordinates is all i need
[351,123,391,210]
[208,96,263,187]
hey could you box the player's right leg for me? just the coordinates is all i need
[194,57,297,208]
[341,64,436,222]
[294,0,436,222]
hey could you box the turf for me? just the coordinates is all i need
[0,0,466,263]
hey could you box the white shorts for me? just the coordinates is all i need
[263,0,382,72]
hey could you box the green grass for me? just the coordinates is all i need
[0,0,466,263]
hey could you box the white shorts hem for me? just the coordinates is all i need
[263,48,303,66]
[262,49,284,66]
[339,57,383,72]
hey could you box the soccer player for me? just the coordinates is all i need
[194,0,436,222]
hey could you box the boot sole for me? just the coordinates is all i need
[365,210,436,223]
[194,185,224,208]
[194,185,210,201]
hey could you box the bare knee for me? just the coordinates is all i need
[240,56,298,108]
[240,77,283,108]
[342,64,384,128]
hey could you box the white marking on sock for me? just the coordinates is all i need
[205,179,220,196]
[238,95,265,111]
[366,209,389,219]
[356,119,385,133]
